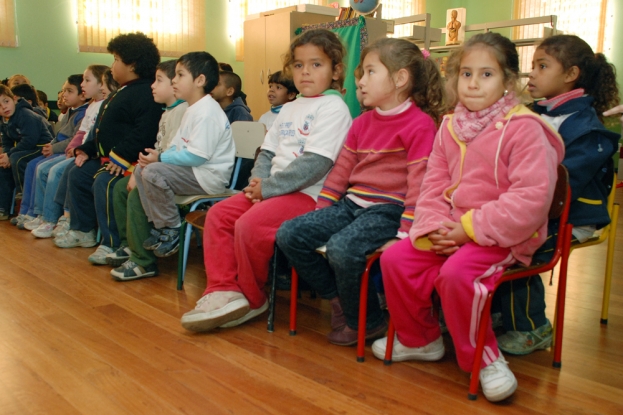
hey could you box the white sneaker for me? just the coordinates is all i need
[479,353,518,402]
[23,216,43,230]
[181,291,250,332]
[16,214,35,229]
[54,229,97,248]
[88,245,114,265]
[220,300,269,328]
[52,216,70,237]
[32,221,55,238]
[372,335,445,362]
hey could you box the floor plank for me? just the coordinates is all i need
[0,190,622,414]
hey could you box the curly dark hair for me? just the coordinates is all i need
[107,32,160,80]
[538,35,619,122]
[358,38,445,126]
[283,29,346,92]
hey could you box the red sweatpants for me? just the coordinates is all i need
[381,239,515,371]
[203,192,316,309]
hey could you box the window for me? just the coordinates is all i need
[513,0,614,75]
[0,0,17,47]
[76,0,205,57]
[229,0,325,61]
[381,0,425,38]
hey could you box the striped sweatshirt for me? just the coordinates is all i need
[316,103,436,232]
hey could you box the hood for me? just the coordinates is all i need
[225,96,251,113]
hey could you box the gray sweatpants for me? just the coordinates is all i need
[134,163,204,229]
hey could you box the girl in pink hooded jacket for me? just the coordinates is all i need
[372,33,565,403]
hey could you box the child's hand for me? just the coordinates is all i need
[428,222,470,255]
[127,173,136,192]
[428,228,458,255]
[105,162,124,176]
[41,143,53,157]
[603,105,623,123]
[138,148,159,167]
[243,178,263,203]
[74,151,88,167]
[0,153,9,168]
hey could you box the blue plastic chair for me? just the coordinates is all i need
[175,121,266,289]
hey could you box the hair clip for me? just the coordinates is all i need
[422,49,431,60]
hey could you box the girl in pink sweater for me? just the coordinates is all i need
[276,38,444,346]
[373,33,565,402]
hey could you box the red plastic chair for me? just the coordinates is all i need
[383,165,572,400]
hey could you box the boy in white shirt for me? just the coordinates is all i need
[134,51,235,258]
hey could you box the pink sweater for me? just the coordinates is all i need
[410,105,565,265]
[316,104,436,233]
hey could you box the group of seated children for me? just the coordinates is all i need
[178,29,617,404]
[0,31,296,281]
[1,28,619,404]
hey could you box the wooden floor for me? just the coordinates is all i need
[1,194,622,414]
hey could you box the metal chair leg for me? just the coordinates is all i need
[289,268,298,336]
[267,248,278,332]
[176,220,187,290]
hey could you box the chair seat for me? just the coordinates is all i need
[174,190,239,205]
[185,210,208,231]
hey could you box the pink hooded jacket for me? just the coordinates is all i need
[410,104,565,265]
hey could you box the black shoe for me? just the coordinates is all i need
[154,227,180,258]
[105,246,132,267]
[143,228,163,250]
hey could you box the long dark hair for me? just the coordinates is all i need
[538,35,619,122]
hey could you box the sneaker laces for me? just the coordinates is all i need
[120,260,138,270]
[483,356,510,377]
[195,294,212,309]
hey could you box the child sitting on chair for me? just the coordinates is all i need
[495,34,620,356]
[135,51,235,259]
[180,29,352,332]
[107,59,188,280]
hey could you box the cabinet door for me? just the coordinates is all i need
[265,12,294,82]
[243,17,267,120]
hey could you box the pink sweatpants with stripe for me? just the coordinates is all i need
[381,238,515,371]
[203,191,316,309]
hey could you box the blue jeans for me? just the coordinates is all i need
[0,148,43,212]
[18,154,46,215]
[276,197,403,330]
[33,156,71,222]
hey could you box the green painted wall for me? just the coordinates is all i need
[0,0,241,100]
[2,1,622,103]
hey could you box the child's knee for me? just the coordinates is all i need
[275,219,297,248]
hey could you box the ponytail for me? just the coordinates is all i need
[538,35,619,122]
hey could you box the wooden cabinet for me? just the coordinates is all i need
[243,11,335,119]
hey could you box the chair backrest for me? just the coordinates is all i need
[232,121,266,160]
[549,164,570,220]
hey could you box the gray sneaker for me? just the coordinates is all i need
[497,320,552,355]
[111,260,159,281]
[16,214,35,230]
[88,245,114,265]
[54,229,98,248]
[23,216,43,230]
